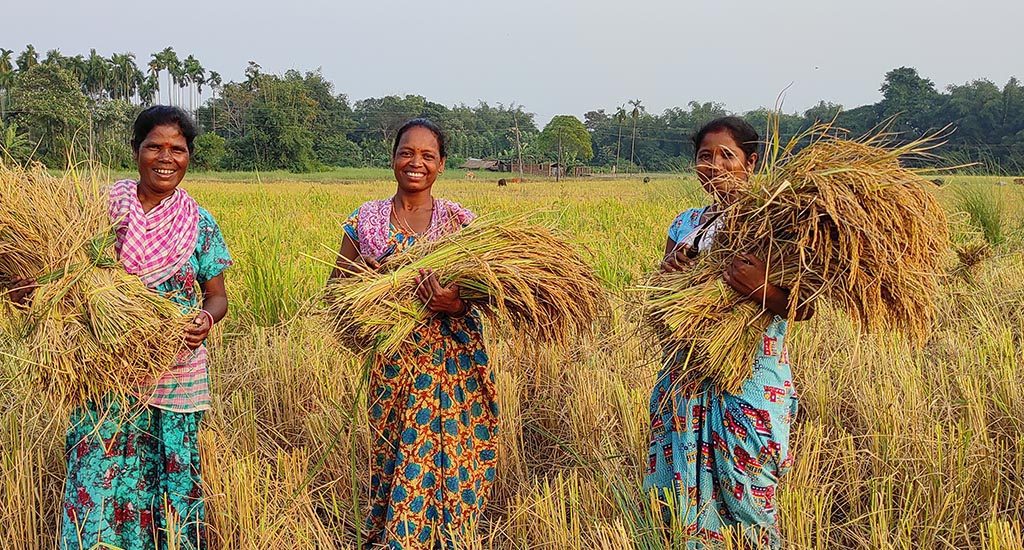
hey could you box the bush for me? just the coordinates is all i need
[193,132,227,171]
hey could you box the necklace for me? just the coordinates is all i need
[391,196,434,236]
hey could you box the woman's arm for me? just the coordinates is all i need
[184,274,228,349]
[723,254,815,321]
[329,234,379,281]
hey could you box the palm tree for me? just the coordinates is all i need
[15,44,39,72]
[207,71,222,130]
[0,49,14,120]
[148,53,163,103]
[157,47,180,106]
[84,49,111,99]
[109,53,143,102]
[140,74,158,106]
[66,55,87,91]
[614,104,626,173]
[628,98,644,169]
[182,55,204,112]
[43,49,65,67]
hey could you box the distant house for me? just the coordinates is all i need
[460,158,502,171]
[510,161,591,177]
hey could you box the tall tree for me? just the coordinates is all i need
[16,44,39,72]
[537,114,593,168]
[628,98,644,168]
[0,49,14,120]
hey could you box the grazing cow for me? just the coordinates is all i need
[466,171,476,180]
[1014,178,1024,185]
[497,178,507,187]
[643,176,651,183]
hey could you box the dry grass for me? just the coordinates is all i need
[1,175,1023,549]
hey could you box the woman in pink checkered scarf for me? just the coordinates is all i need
[330,119,498,549]
[58,106,232,550]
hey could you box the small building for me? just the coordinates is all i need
[460,158,502,171]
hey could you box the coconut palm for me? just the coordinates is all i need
[147,53,163,104]
[109,53,143,103]
[628,98,644,169]
[157,47,180,106]
[66,55,87,91]
[614,104,626,173]
[182,55,203,112]
[139,74,159,106]
[84,49,111,99]
[43,49,66,67]
[15,44,39,72]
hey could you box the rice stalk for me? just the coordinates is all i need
[323,214,609,357]
[0,162,190,406]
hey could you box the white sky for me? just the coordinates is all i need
[9,0,1024,124]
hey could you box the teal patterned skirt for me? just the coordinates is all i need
[61,399,205,550]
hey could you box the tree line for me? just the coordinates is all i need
[1,44,1022,174]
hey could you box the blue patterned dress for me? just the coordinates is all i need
[62,207,232,550]
[644,207,799,549]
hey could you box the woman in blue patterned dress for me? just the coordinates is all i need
[645,117,814,548]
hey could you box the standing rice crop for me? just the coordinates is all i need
[0,163,189,406]
[643,124,949,393]
[323,214,609,356]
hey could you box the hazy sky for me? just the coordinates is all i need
[7,0,1023,125]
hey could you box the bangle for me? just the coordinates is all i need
[199,309,215,327]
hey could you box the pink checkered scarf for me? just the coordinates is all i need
[356,197,475,259]
[108,179,199,288]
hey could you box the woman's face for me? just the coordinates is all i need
[135,124,190,196]
[695,129,757,202]
[393,126,445,193]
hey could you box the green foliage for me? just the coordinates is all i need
[537,115,592,164]
[0,120,31,162]
[192,132,227,171]
[315,134,362,167]
[10,63,88,167]
[956,186,1006,246]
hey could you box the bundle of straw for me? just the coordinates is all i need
[0,163,190,405]
[323,215,608,356]
[644,124,949,393]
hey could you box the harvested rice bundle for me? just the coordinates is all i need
[324,214,608,356]
[0,163,189,405]
[644,125,949,393]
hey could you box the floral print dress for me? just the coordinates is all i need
[644,207,799,549]
[62,207,231,550]
[343,199,500,549]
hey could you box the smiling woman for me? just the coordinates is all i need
[330,118,499,549]
[60,106,232,550]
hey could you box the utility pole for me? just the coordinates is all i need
[556,131,562,183]
[512,110,524,181]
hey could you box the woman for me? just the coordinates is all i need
[58,106,232,549]
[645,117,812,548]
[330,118,498,550]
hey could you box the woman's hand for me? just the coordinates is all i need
[4,278,38,306]
[414,268,467,316]
[357,255,382,272]
[722,253,770,300]
[661,241,696,273]
[723,253,812,319]
[183,312,211,350]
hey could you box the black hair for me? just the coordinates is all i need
[131,105,199,155]
[692,116,760,161]
[392,118,447,159]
